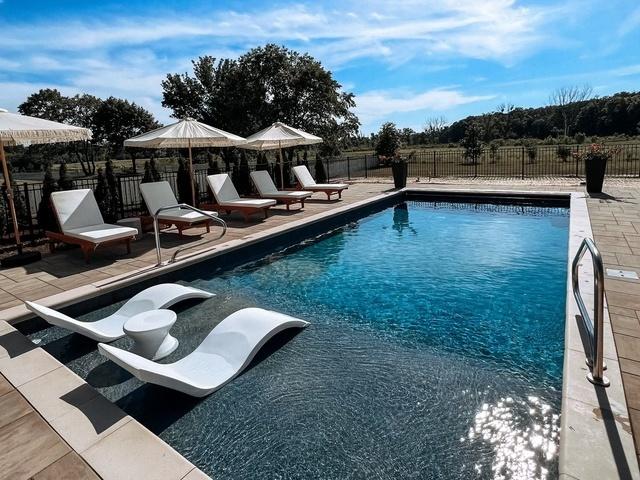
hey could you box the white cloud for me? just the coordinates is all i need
[0,0,563,126]
[355,88,495,125]
[618,5,640,36]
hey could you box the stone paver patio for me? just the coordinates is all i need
[1,178,640,478]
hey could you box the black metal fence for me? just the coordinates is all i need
[333,143,640,180]
[3,142,640,244]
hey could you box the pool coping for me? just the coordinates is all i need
[1,186,637,479]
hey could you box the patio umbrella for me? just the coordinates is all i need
[239,122,322,188]
[0,108,92,266]
[124,118,246,206]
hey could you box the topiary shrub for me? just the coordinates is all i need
[557,145,572,162]
[94,167,117,223]
[105,159,120,220]
[176,157,199,205]
[58,160,74,190]
[315,154,327,183]
[37,163,58,232]
[235,150,251,195]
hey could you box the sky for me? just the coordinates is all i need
[1,0,639,134]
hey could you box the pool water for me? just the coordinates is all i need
[26,199,569,479]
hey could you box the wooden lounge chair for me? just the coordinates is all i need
[205,174,276,222]
[140,181,217,236]
[98,307,309,397]
[292,165,348,200]
[25,283,214,342]
[47,189,137,263]
[250,170,312,210]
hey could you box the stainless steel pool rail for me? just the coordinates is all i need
[153,204,226,266]
[571,237,609,387]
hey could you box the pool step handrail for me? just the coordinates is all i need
[153,204,226,266]
[571,237,609,387]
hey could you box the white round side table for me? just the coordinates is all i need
[123,309,179,360]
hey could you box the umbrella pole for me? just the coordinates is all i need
[0,141,22,254]
[279,141,284,189]
[188,139,196,206]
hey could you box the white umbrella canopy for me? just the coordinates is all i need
[123,117,246,149]
[0,108,92,256]
[240,122,322,187]
[125,118,247,205]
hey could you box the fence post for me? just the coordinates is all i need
[575,145,580,177]
[22,182,35,239]
[116,176,125,218]
[433,151,437,178]
[364,155,368,178]
[347,156,351,181]
[521,147,525,179]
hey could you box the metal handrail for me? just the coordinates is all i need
[571,237,609,387]
[153,204,226,266]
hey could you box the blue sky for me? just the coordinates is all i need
[1,0,639,134]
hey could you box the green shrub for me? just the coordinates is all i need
[557,145,572,162]
[58,161,74,190]
[37,163,58,232]
[315,154,327,183]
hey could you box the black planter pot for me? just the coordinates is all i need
[585,157,607,193]
[392,162,407,189]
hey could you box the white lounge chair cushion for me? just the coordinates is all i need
[157,209,218,224]
[98,307,309,396]
[51,189,105,231]
[64,223,137,243]
[26,283,215,342]
[208,174,240,202]
[218,199,276,208]
[292,166,348,190]
[207,173,276,208]
[250,171,312,200]
[305,183,349,190]
[140,181,179,216]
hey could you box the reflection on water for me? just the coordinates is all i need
[392,202,418,235]
[465,395,559,480]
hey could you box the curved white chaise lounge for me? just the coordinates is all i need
[25,283,214,343]
[98,307,309,397]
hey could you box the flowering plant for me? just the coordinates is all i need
[574,143,618,162]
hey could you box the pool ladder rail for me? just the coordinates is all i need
[571,237,609,387]
[153,204,227,266]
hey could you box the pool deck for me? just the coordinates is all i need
[1,178,640,479]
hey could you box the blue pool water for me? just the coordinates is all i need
[25,199,569,479]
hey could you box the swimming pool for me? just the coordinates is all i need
[24,198,569,479]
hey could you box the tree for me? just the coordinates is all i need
[375,122,401,158]
[424,116,447,144]
[462,123,484,164]
[524,141,538,163]
[557,145,571,162]
[255,152,269,172]
[549,84,593,136]
[161,44,359,156]
[37,163,58,232]
[92,97,160,172]
[488,140,501,163]
[58,161,74,190]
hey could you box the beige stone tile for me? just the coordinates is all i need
[82,420,194,480]
[623,373,640,411]
[611,313,640,337]
[607,291,640,311]
[0,342,63,387]
[182,467,212,479]
[0,411,70,479]
[19,366,99,422]
[616,334,640,362]
[49,392,131,453]
[0,390,33,429]
[0,374,13,396]
[33,451,100,480]
[621,358,640,377]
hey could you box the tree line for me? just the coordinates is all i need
[358,89,640,149]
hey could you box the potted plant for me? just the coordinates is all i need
[391,154,407,189]
[577,144,615,194]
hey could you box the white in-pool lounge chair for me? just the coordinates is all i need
[205,174,276,221]
[250,170,312,210]
[292,165,348,200]
[47,189,137,263]
[98,307,308,397]
[25,283,214,342]
[140,181,217,235]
